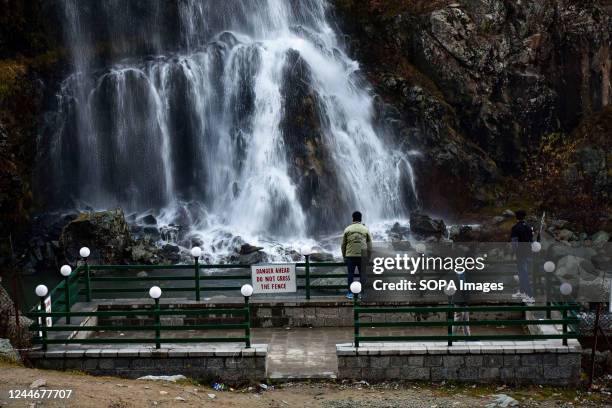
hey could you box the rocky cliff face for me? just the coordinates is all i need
[334,0,611,216]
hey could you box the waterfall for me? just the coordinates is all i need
[41,0,417,252]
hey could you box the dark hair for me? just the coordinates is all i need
[515,210,526,220]
[352,211,362,222]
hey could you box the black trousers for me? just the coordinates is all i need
[346,256,363,288]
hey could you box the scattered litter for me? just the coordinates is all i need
[208,394,216,399]
[485,394,519,408]
[138,375,187,382]
[159,391,168,395]
[29,379,46,389]
[174,396,185,402]
[212,382,227,391]
[258,383,274,391]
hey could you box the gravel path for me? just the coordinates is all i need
[0,361,610,407]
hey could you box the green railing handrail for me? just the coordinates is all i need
[352,298,580,348]
[27,302,252,349]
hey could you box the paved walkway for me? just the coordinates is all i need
[252,328,352,379]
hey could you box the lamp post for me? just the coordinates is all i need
[191,247,202,301]
[543,260,555,318]
[350,281,361,348]
[241,284,253,348]
[301,247,312,300]
[559,282,572,346]
[149,286,162,349]
[60,265,72,324]
[35,284,49,350]
[79,247,91,301]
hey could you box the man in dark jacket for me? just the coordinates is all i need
[510,210,534,302]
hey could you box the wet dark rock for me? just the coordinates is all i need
[334,0,611,214]
[310,252,334,262]
[410,212,446,236]
[0,285,32,348]
[279,49,349,233]
[239,243,264,255]
[389,222,410,239]
[234,250,267,265]
[502,210,515,218]
[59,209,133,264]
[591,231,610,246]
[160,244,180,263]
[140,214,157,225]
[190,236,204,247]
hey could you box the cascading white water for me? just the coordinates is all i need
[42,0,417,258]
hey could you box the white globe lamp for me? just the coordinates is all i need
[241,284,254,297]
[191,246,202,258]
[60,265,72,277]
[79,246,91,258]
[35,284,48,298]
[149,286,162,299]
[543,261,556,273]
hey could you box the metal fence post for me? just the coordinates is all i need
[305,254,311,300]
[39,296,47,351]
[154,298,161,349]
[562,306,568,346]
[64,276,71,324]
[354,293,359,348]
[84,261,92,302]
[447,304,454,347]
[245,295,251,348]
[531,252,539,297]
[194,258,200,301]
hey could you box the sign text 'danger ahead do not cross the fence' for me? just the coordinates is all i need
[251,264,297,294]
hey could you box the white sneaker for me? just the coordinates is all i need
[522,295,535,304]
[511,291,524,299]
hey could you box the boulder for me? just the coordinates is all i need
[310,252,334,262]
[555,255,600,284]
[140,214,157,225]
[555,229,574,241]
[235,251,267,265]
[591,231,610,247]
[0,338,20,362]
[60,209,133,264]
[548,244,597,261]
[492,216,505,225]
[450,225,480,242]
[239,243,264,255]
[159,244,181,264]
[0,285,31,348]
[502,210,515,218]
[389,222,410,239]
[410,213,446,236]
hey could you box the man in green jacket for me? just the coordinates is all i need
[341,211,373,299]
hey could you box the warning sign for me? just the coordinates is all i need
[251,264,296,294]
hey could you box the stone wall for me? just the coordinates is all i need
[26,345,267,383]
[337,340,581,386]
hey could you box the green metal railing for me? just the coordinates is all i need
[351,296,580,347]
[27,294,252,350]
[81,259,348,300]
[27,254,574,350]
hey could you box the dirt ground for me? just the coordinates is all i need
[0,361,611,408]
